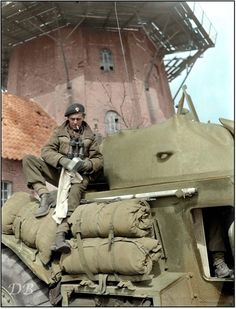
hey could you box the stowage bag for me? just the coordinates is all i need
[60,237,161,276]
[68,199,153,238]
[2,192,33,234]
[12,201,40,247]
[3,192,57,265]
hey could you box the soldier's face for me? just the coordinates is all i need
[68,112,84,130]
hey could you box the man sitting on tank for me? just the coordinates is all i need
[23,103,103,254]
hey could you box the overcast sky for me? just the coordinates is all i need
[169,1,234,124]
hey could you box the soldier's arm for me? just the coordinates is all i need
[87,139,104,173]
[41,128,65,168]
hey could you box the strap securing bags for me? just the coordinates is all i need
[60,237,161,276]
[68,199,153,238]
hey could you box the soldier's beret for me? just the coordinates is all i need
[64,103,85,117]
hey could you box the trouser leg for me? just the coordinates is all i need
[56,177,89,236]
[23,154,61,217]
[56,219,70,233]
[207,209,226,253]
[52,218,71,254]
[208,223,226,252]
[54,176,89,234]
[22,154,60,195]
[67,177,89,216]
[205,208,233,278]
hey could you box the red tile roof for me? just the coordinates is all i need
[2,93,57,160]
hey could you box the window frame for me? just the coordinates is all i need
[1,181,12,206]
[100,48,114,72]
[105,110,120,134]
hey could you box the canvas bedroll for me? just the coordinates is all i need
[68,199,153,238]
[2,192,32,234]
[2,193,57,265]
[2,193,161,278]
[60,237,161,276]
[14,206,57,265]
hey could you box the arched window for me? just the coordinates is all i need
[105,111,120,134]
[100,49,114,72]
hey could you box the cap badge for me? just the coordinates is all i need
[75,107,80,112]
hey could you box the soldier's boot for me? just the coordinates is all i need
[51,232,71,254]
[213,256,233,278]
[35,193,54,218]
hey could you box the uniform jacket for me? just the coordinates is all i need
[41,121,103,174]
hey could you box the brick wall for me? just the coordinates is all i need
[4,26,175,194]
[2,158,30,194]
[2,158,57,196]
[7,26,174,135]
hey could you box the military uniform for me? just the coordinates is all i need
[23,103,103,253]
[23,120,103,215]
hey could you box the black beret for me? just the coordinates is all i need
[64,103,85,117]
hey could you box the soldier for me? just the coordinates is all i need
[23,103,103,253]
[205,207,234,278]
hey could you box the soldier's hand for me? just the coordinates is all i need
[59,157,92,173]
[59,157,70,168]
[59,157,83,172]
[77,158,92,173]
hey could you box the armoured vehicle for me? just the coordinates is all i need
[2,88,234,306]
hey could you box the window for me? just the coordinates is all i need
[191,206,234,280]
[1,181,12,206]
[105,111,120,134]
[100,49,114,72]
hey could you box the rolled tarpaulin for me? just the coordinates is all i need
[13,205,57,265]
[60,237,161,276]
[12,201,40,247]
[2,192,33,234]
[68,199,153,238]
